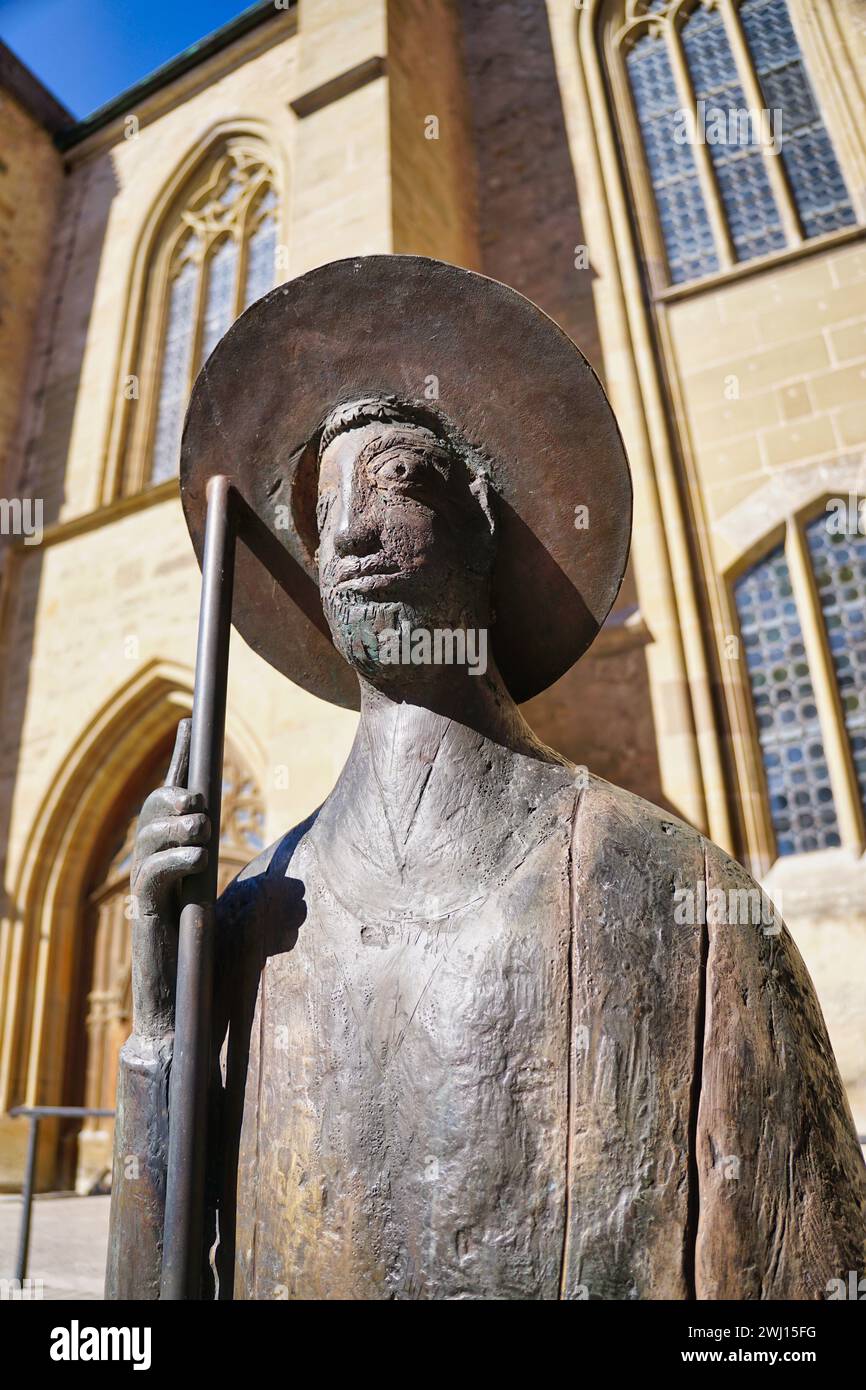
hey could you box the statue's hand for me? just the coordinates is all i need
[129,718,210,1040]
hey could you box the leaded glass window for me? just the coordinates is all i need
[243,187,279,311]
[626,30,718,284]
[138,143,279,492]
[150,257,197,486]
[198,236,239,370]
[806,517,866,812]
[619,0,858,287]
[734,545,840,856]
[740,0,855,238]
[680,6,786,262]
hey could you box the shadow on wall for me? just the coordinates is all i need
[458,0,602,367]
[523,563,676,816]
[457,0,670,814]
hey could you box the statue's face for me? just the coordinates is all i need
[316,417,493,679]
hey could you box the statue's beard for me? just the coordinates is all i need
[323,593,484,683]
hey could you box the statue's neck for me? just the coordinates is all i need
[353,667,554,766]
[311,666,573,913]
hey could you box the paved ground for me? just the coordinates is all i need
[0,1192,109,1300]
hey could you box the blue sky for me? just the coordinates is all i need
[0,0,261,119]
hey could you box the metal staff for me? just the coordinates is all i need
[161,473,235,1300]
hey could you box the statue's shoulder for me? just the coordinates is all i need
[578,771,706,871]
[577,772,778,932]
[580,771,699,838]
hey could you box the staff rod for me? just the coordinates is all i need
[160,473,235,1300]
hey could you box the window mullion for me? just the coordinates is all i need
[728,641,781,874]
[232,227,246,322]
[786,521,864,853]
[132,237,177,495]
[187,238,209,395]
[618,29,687,293]
[665,16,735,270]
[234,187,253,321]
[718,0,803,247]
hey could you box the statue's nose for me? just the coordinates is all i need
[333,504,381,559]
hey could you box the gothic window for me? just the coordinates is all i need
[734,544,838,856]
[626,28,720,283]
[681,5,786,262]
[739,0,856,239]
[616,1,857,286]
[219,752,267,860]
[128,142,279,493]
[734,509,866,860]
[806,517,866,811]
[243,186,280,310]
[150,254,198,486]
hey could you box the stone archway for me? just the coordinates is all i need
[60,735,174,1192]
[0,659,265,1190]
[65,738,265,1193]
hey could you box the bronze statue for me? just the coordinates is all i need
[107,257,866,1300]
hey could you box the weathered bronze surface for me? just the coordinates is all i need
[106,257,866,1301]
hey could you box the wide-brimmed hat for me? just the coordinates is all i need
[180,255,632,708]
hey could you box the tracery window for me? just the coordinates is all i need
[806,517,866,813]
[126,141,279,493]
[733,508,866,859]
[734,543,837,856]
[616,1,856,286]
[739,0,855,239]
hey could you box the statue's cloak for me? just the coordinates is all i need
[196,775,866,1300]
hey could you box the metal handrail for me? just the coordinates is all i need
[7,1104,115,1284]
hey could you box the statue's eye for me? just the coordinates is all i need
[371,450,432,489]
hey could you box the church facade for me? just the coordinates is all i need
[0,0,864,1192]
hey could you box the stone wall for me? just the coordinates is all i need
[0,86,64,496]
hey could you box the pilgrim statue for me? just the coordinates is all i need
[106,257,866,1300]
